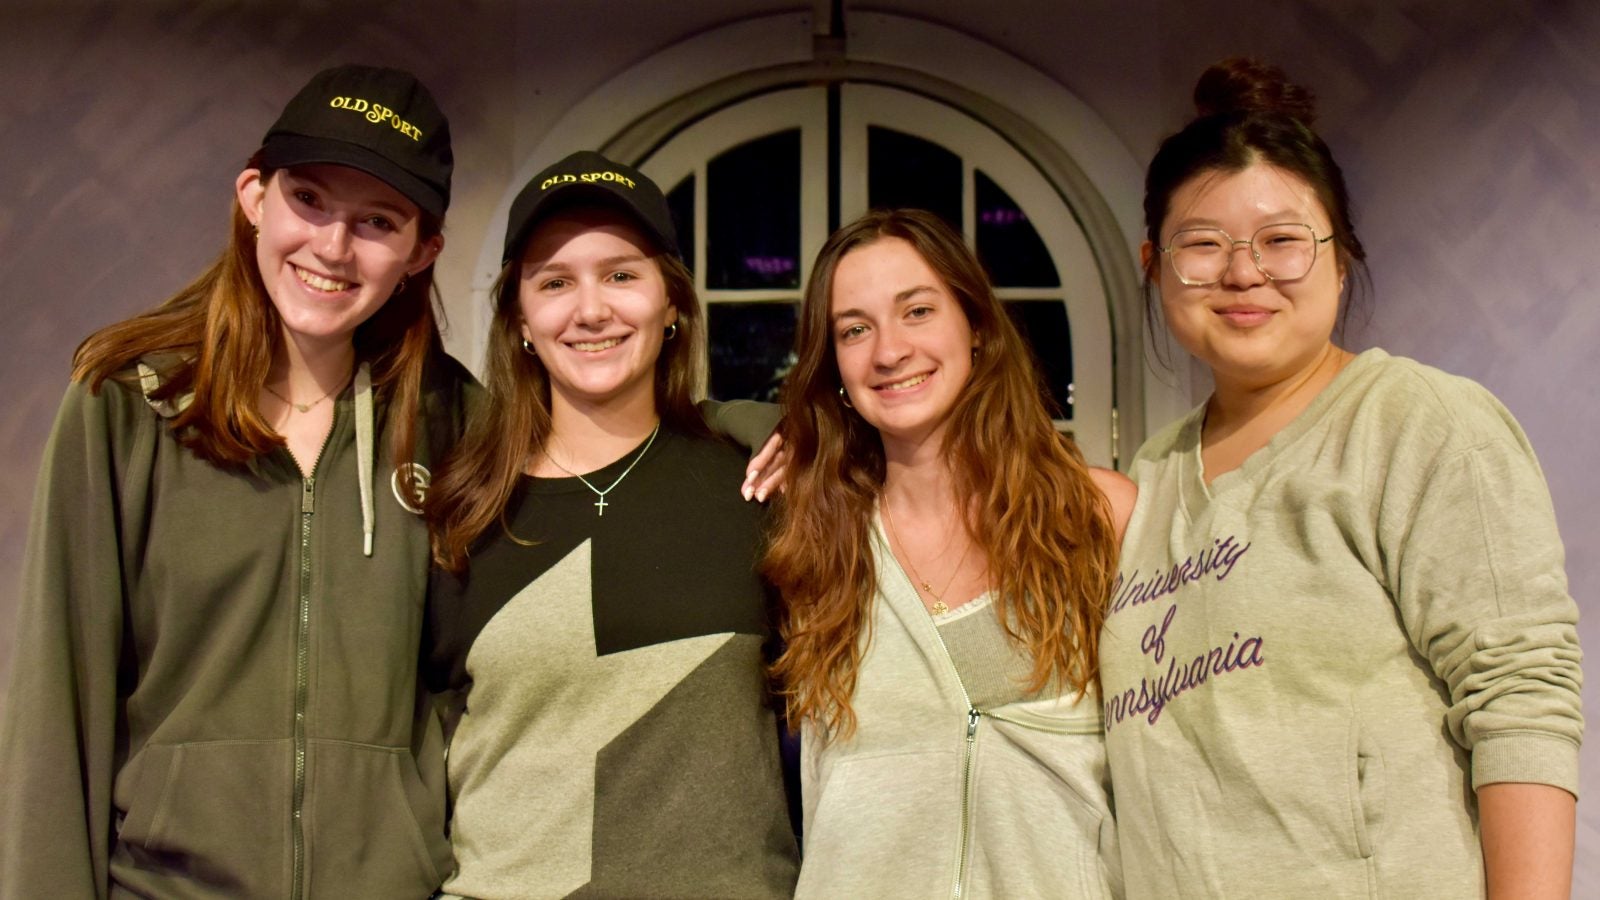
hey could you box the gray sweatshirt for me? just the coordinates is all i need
[1102,349,1582,898]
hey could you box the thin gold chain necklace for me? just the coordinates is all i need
[264,378,343,413]
[546,422,661,516]
[881,497,973,616]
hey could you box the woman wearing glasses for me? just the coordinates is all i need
[1101,58,1581,898]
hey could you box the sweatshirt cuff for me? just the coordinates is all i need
[1471,733,1580,796]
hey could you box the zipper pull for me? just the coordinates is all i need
[966,708,980,742]
[302,476,315,515]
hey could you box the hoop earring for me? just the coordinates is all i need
[521,338,537,356]
[393,275,409,296]
[664,322,678,341]
[838,386,853,409]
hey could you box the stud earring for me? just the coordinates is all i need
[838,386,854,409]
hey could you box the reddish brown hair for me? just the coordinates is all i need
[426,212,706,572]
[71,158,445,479]
[766,209,1119,738]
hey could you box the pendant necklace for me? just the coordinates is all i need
[881,496,974,616]
[547,422,660,516]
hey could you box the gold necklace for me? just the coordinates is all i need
[264,381,340,413]
[881,497,974,616]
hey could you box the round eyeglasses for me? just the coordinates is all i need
[1159,223,1335,286]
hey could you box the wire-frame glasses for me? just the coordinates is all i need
[1160,223,1335,286]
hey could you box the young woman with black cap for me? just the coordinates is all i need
[423,151,801,899]
[0,65,469,897]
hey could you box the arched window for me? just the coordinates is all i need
[463,13,1184,467]
[637,83,1115,462]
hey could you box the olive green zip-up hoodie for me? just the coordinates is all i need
[0,353,472,899]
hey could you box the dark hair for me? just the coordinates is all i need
[765,209,1117,738]
[72,153,445,481]
[1142,57,1370,336]
[426,206,706,572]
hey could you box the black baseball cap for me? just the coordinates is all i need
[258,65,452,218]
[502,151,679,264]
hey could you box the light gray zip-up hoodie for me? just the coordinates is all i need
[798,520,1122,900]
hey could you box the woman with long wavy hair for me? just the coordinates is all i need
[766,208,1136,898]
[0,65,469,897]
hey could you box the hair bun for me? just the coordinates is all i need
[1193,57,1317,125]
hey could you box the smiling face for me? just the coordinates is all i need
[237,164,440,355]
[1149,160,1345,392]
[830,236,976,451]
[517,206,677,420]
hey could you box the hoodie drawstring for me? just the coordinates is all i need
[354,362,375,557]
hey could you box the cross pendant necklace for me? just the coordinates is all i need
[548,422,661,517]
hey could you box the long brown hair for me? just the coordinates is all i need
[426,210,706,572]
[766,209,1118,738]
[71,158,446,476]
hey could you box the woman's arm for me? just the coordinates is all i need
[1478,782,1575,900]
[1088,466,1137,543]
[696,399,788,500]
[0,382,141,899]
[1378,389,1582,893]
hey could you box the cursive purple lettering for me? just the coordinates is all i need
[1110,533,1252,615]
[1105,604,1266,730]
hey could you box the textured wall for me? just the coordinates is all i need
[2,0,1594,888]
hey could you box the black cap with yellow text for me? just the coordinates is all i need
[258,65,452,218]
[502,150,679,264]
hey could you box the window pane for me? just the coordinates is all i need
[976,170,1059,287]
[666,175,695,272]
[1003,300,1074,420]
[868,126,961,231]
[707,131,801,289]
[709,302,798,402]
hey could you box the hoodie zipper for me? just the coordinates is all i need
[291,419,336,900]
[926,619,981,900]
[877,515,984,899]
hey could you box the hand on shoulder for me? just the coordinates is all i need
[1088,467,1137,544]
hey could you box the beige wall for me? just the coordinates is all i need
[3,0,1595,888]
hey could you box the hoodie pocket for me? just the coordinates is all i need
[303,739,448,897]
[1346,717,1387,859]
[112,740,291,895]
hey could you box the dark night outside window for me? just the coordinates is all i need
[709,303,798,402]
[1004,300,1074,420]
[975,169,1059,287]
[706,130,802,289]
[867,126,961,230]
[666,175,695,269]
